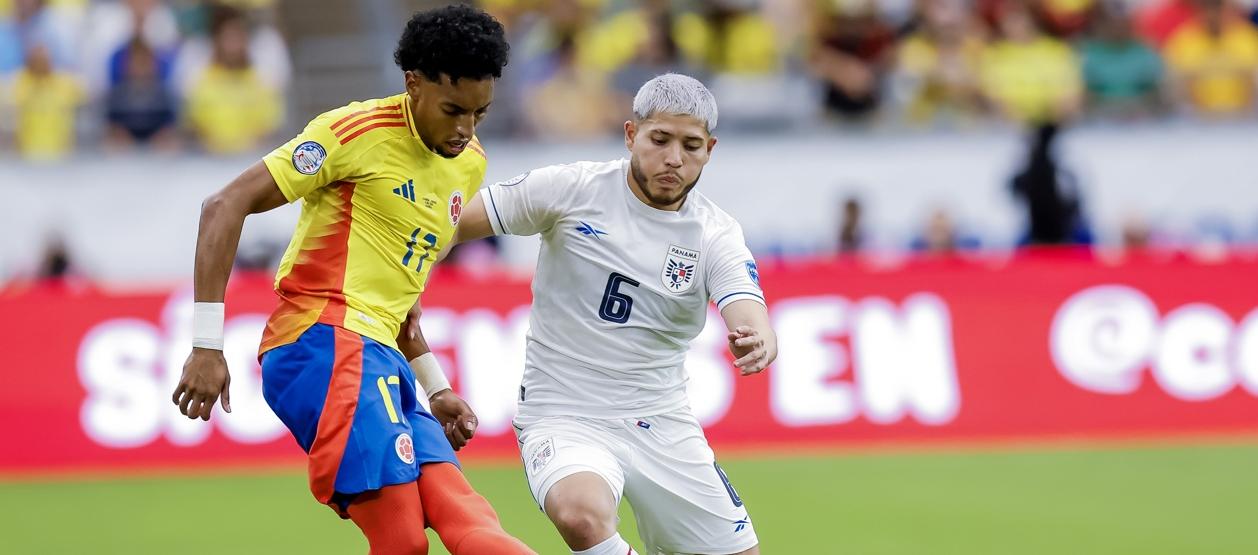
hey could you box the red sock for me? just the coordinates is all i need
[417,462,536,555]
[347,483,429,555]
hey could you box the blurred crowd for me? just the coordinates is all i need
[0,0,287,160]
[480,0,1258,137]
[3,0,1258,158]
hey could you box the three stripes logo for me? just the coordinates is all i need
[393,180,416,202]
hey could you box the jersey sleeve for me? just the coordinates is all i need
[707,222,766,311]
[481,164,574,236]
[262,114,355,203]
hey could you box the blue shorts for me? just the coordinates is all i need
[261,323,457,517]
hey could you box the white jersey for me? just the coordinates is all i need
[483,159,765,419]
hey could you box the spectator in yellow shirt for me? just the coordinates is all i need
[682,0,780,76]
[579,0,777,76]
[523,34,621,139]
[979,3,1083,123]
[894,0,985,124]
[10,44,82,161]
[1164,0,1258,117]
[185,5,281,154]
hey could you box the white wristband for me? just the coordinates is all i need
[410,353,451,399]
[191,302,225,350]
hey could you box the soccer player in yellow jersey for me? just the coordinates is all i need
[170,5,533,554]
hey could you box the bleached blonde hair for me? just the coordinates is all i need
[632,73,719,132]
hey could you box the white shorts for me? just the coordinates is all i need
[513,411,757,555]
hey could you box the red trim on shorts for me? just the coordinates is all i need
[307,327,366,504]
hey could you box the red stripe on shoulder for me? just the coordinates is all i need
[338,121,408,145]
[329,104,402,133]
[333,112,406,138]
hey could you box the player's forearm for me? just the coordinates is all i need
[193,162,289,303]
[397,323,432,360]
[398,322,452,398]
[193,192,249,303]
[721,299,778,363]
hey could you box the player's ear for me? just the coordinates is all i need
[624,120,636,150]
[404,71,421,99]
[706,135,717,154]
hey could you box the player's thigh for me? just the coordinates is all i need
[325,336,440,502]
[260,323,339,451]
[259,325,436,512]
[623,413,757,555]
[514,416,626,516]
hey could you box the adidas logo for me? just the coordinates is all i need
[393,179,416,202]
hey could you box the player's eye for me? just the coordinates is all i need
[685,144,701,151]
[652,138,667,146]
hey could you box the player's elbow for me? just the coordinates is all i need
[199,191,221,217]
[200,189,248,224]
[200,193,230,225]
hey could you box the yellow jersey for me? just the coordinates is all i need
[258,93,487,355]
[187,64,283,155]
[980,38,1082,123]
[11,69,82,161]
[1164,21,1258,115]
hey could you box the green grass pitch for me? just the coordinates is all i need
[2,442,1256,554]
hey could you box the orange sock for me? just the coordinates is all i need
[347,483,429,555]
[417,462,537,555]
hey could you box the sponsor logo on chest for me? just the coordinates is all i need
[662,244,700,293]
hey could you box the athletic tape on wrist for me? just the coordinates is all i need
[192,302,225,350]
[410,352,451,399]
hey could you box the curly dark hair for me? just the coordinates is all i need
[394,4,509,83]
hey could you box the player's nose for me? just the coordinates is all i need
[455,114,474,139]
[664,144,683,167]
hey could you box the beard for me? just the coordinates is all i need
[630,156,702,208]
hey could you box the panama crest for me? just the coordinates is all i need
[662,244,700,293]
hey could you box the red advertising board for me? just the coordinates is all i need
[2,251,1257,473]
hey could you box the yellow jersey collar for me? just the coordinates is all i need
[400,92,422,141]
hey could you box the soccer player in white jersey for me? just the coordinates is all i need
[449,73,775,555]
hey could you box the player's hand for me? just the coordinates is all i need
[728,326,770,376]
[172,347,232,421]
[429,389,478,451]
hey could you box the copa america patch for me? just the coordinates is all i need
[395,433,415,465]
[496,171,529,187]
[448,190,464,226]
[292,141,326,175]
[745,260,761,288]
[662,244,700,293]
[528,438,555,475]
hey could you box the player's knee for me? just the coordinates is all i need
[548,504,614,547]
[389,527,430,555]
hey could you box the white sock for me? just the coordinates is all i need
[573,533,637,555]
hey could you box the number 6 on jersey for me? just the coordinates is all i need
[598,272,639,324]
